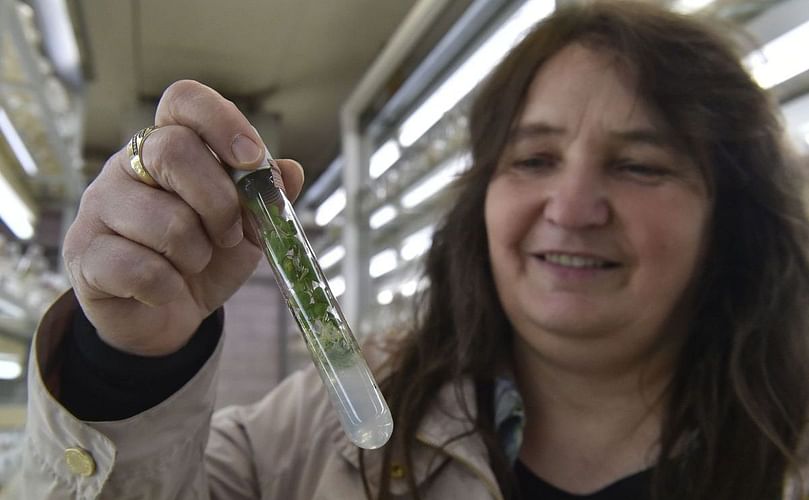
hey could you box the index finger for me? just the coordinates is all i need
[155,80,266,170]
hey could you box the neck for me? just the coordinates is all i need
[513,330,680,494]
[515,335,675,416]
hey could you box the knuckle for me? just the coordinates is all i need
[222,98,240,116]
[63,260,81,292]
[201,189,239,221]
[61,235,82,287]
[81,178,102,202]
[160,80,223,121]
[61,226,80,264]
[62,218,97,277]
[76,236,112,292]
[79,258,107,294]
[159,207,200,250]
[78,180,104,213]
[159,209,212,271]
[131,257,171,294]
[145,127,199,184]
[162,79,205,105]
[156,128,197,168]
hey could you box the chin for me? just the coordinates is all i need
[525,316,604,339]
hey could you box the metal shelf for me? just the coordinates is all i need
[0,0,84,211]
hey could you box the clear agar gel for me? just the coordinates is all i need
[231,157,393,449]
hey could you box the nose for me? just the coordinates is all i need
[542,161,610,228]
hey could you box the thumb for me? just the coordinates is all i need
[274,159,305,203]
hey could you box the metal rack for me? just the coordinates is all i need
[0,0,84,208]
[295,0,534,343]
[0,0,83,339]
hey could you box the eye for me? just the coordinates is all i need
[511,153,558,171]
[613,161,672,182]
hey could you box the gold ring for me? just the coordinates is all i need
[126,126,159,187]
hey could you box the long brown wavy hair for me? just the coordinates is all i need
[363,2,809,499]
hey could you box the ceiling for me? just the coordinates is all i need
[1,0,805,246]
[66,0,807,187]
[77,0,425,190]
[1,0,478,246]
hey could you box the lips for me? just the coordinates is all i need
[537,252,619,269]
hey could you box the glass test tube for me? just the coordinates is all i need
[231,155,394,450]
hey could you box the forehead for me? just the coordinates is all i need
[518,43,663,132]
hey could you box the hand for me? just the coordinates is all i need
[63,80,305,356]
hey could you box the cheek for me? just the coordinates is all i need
[628,196,710,284]
[485,177,543,290]
[485,181,517,276]
[485,179,526,255]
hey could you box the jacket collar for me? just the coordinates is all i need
[335,376,502,498]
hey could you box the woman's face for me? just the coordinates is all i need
[485,44,711,367]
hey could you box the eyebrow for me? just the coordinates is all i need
[508,122,565,141]
[611,129,673,148]
[508,121,673,148]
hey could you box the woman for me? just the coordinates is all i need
[9,1,809,499]
[377,3,809,499]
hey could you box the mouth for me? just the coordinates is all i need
[536,252,620,269]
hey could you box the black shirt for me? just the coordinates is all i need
[60,308,222,421]
[514,459,652,500]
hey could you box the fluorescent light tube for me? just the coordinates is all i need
[315,188,346,226]
[369,140,401,179]
[401,153,469,209]
[328,275,346,297]
[0,359,22,380]
[369,249,398,278]
[0,108,38,175]
[400,279,419,297]
[400,225,435,261]
[369,204,398,229]
[376,289,394,305]
[745,20,809,89]
[319,245,345,270]
[399,277,431,297]
[671,0,714,14]
[0,296,26,319]
[398,0,554,147]
[0,170,35,240]
[32,0,82,84]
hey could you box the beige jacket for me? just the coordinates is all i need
[3,292,503,500]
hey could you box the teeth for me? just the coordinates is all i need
[543,253,609,269]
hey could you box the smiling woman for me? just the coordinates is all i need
[487,42,710,354]
[376,2,809,499]
[486,41,712,493]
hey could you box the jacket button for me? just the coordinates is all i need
[64,448,96,477]
[390,463,406,480]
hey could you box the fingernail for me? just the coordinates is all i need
[222,220,243,248]
[231,134,262,165]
